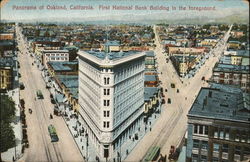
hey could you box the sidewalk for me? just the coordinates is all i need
[1,88,23,161]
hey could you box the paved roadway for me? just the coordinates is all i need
[16,26,83,162]
[125,25,232,161]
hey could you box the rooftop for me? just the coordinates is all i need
[78,50,145,67]
[0,57,15,68]
[48,61,78,72]
[56,75,78,99]
[213,63,249,74]
[145,75,157,82]
[144,87,159,101]
[188,84,250,123]
[104,40,120,46]
[145,51,155,57]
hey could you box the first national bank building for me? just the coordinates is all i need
[78,49,145,161]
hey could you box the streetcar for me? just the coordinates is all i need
[144,146,161,161]
[48,124,59,142]
[36,90,44,99]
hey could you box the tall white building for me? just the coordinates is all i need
[78,50,145,161]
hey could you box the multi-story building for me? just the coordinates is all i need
[42,49,69,68]
[145,51,156,71]
[186,84,250,162]
[212,63,250,92]
[78,50,145,161]
[0,57,16,90]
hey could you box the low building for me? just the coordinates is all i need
[47,61,78,77]
[145,51,156,71]
[186,84,250,162]
[212,63,250,92]
[145,75,158,87]
[144,87,160,115]
[42,49,69,68]
[54,75,78,111]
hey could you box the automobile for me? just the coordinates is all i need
[165,89,168,92]
[51,98,56,104]
[20,82,25,90]
[161,99,165,104]
[167,98,171,104]
[176,89,179,93]
[201,76,205,81]
[18,73,21,78]
[170,83,175,88]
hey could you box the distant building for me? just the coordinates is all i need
[0,33,14,40]
[186,84,250,162]
[144,75,158,87]
[42,49,69,68]
[212,63,250,92]
[102,41,120,52]
[78,50,145,161]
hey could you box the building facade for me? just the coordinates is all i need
[78,50,145,161]
[186,85,250,162]
[212,63,250,92]
[42,49,69,68]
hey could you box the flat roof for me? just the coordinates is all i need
[144,87,158,101]
[188,84,250,123]
[78,50,145,67]
[48,61,77,71]
[213,63,249,73]
[56,75,78,99]
[0,57,15,67]
[145,75,157,82]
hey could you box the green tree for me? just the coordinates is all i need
[0,94,16,161]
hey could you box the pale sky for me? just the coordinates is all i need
[1,0,249,21]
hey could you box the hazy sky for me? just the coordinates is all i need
[1,0,249,21]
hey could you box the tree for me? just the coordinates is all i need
[0,94,16,161]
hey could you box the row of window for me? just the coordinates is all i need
[104,77,110,85]
[103,111,110,117]
[50,57,68,61]
[213,127,250,143]
[193,124,208,135]
[46,53,68,56]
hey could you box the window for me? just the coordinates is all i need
[199,125,203,134]
[205,126,208,135]
[107,100,110,106]
[222,144,229,153]
[107,77,110,84]
[103,122,106,128]
[194,124,198,134]
[107,89,110,95]
[104,111,110,117]
[213,143,219,152]
[201,141,208,150]
[235,146,241,155]
[104,89,110,95]
[104,100,106,106]
[193,139,199,148]
[104,89,106,95]
[107,122,110,128]
[214,128,218,138]
[104,77,107,85]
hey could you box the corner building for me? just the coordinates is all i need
[78,50,145,161]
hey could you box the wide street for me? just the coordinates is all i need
[16,26,83,162]
[125,25,232,161]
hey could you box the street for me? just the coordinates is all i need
[125,25,232,161]
[16,26,84,162]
